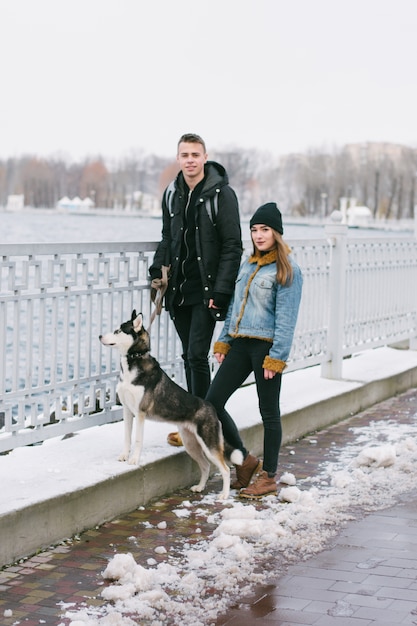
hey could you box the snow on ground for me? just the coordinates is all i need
[59,412,417,626]
[1,347,415,515]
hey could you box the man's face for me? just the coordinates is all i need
[177,141,207,184]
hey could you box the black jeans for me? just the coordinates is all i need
[205,337,282,475]
[173,302,216,399]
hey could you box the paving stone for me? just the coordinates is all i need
[0,387,417,625]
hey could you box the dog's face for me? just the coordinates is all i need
[99,310,150,355]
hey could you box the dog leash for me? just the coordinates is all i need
[149,264,170,326]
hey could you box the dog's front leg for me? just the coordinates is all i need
[129,411,145,465]
[119,405,134,462]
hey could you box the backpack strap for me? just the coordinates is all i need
[166,180,219,225]
[165,180,176,215]
[205,188,220,225]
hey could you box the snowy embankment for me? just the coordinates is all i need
[60,413,417,626]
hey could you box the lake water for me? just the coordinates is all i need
[1,209,414,244]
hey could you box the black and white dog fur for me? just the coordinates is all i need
[99,310,243,500]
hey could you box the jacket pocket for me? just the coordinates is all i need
[252,276,274,303]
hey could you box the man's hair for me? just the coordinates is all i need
[177,133,206,153]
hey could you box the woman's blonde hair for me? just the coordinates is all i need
[252,230,293,286]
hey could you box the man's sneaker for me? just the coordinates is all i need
[231,453,261,489]
[239,470,277,499]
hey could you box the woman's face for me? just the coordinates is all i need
[250,224,275,252]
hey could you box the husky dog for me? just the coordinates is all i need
[99,310,243,500]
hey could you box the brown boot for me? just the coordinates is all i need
[231,453,261,490]
[239,470,277,499]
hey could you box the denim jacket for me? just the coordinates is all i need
[213,249,303,372]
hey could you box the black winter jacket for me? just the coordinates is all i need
[149,161,242,317]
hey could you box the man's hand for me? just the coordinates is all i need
[151,278,163,290]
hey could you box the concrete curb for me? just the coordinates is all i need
[3,454,199,568]
[1,347,417,568]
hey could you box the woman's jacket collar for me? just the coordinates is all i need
[248,249,277,266]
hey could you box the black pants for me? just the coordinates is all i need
[173,302,216,399]
[206,337,282,475]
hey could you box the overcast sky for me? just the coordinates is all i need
[1,0,416,162]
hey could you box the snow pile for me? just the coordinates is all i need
[354,444,396,467]
[61,416,417,626]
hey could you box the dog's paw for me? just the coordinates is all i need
[118,452,129,462]
[217,491,230,501]
[190,483,205,493]
[128,455,140,465]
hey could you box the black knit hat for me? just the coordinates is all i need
[249,202,283,234]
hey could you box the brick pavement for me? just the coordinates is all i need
[1,387,417,626]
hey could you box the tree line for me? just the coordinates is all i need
[0,142,416,219]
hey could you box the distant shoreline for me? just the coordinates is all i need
[1,205,415,234]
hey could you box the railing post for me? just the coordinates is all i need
[411,207,417,351]
[321,210,348,379]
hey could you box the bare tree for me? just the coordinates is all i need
[79,159,110,208]
[1,142,416,221]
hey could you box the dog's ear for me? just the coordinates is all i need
[132,311,143,332]
[131,309,137,321]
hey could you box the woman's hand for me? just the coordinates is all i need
[263,368,276,380]
[214,352,225,364]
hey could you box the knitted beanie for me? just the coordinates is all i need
[249,202,283,234]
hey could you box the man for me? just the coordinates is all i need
[149,133,242,445]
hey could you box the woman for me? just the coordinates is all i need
[206,202,303,498]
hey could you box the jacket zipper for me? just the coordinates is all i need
[178,189,193,305]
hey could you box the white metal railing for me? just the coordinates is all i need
[1,219,417,452]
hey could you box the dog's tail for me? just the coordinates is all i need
[224,441,244,466]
